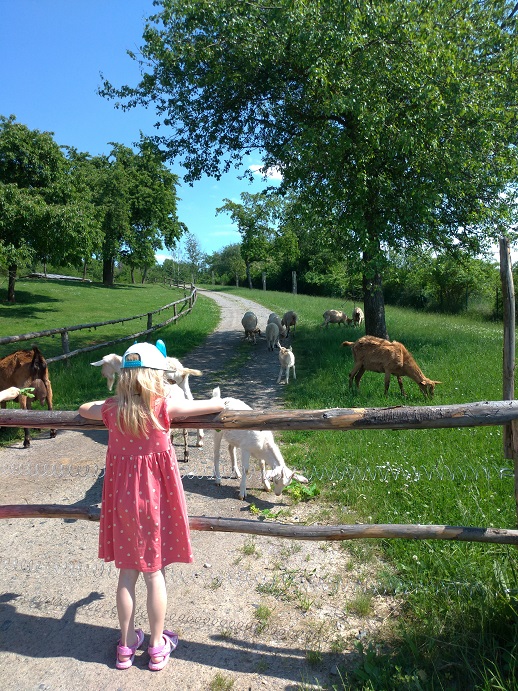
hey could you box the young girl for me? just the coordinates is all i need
[78,341,225,671]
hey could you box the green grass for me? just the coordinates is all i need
[199,285,518,689]
[3,279,518,687]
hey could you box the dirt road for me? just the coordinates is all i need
[0,291,394,691]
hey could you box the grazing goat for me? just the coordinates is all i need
[321,309,351,328]
[281,311,297,337]
[265,322,281,351]
[267,313,287,338]
[211,387,307,499]
[0,346,55,447]
[241,311,261,344]
[277,346,296,384]
[91,352,204,457]
[341,336,441,397]
[352,307,364,327]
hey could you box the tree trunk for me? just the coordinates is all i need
[362,245,388,339]
[246,260,252,289]
[102,258,115,286]
[235,272,239,287]
[141,267,148,284]
[130,268,135,284]
[7,263,17,303]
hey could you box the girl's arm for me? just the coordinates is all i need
[0,386,20,402]
[167,397,225,420]
[78,400,106,420]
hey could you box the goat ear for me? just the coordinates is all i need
[292,472,308,484]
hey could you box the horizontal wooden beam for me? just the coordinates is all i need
[2,400,518,432]
[0,504,516,544]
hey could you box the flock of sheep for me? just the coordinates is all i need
[0,301,441,500]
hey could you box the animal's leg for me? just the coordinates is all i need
[397,376,407,396]
[213,431,223,484]
[384,372,391,395]
[348,364,362,389]
[292,365,296,381]
[229,444,241,479]
[260,459,271,492]
[195,428,204,448]
[353,365,365,389]
[239,451,251,500]
[276,367,283,384]
[183,427,189,462]
[45,380,56,439]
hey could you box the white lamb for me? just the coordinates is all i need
[211,387,307,499]
[352,306,365,327]
[265,321,281,351]
[241,311,261,344]
[277,346,296,384]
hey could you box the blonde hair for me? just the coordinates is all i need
[115,367,167,438]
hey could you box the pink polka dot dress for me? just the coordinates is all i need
[99,397,193,571]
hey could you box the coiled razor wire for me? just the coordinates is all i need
[0,556,509,600]
[0,460,513,483]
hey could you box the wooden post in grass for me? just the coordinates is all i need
[499,237,518,524]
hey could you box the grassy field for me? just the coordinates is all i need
[2,279,518,689]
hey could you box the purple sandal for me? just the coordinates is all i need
[116,628,144,670]
[148,630,179,671]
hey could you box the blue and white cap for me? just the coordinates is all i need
[121,342,171,371]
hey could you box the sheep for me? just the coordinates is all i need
[341,335,442,398]
[277,346,296,384]
[352,307,364,327]
[265,322,281,351]
[0,346,55,447]
[211,387,308,499]
[281,311,298,337]
[321,309,351,328]
[267,313,287,338]
[241,311,261,344]
[91,352,204,457]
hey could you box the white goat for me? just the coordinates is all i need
[277,346,296,384]
[241,311,261,344]
[352,307,364,327]
[211,387,307,500]
[90,352,205,456]
[281,310,297,337]
[321,309,352,328]
[265,321,281,351]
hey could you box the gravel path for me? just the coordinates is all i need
[0,290,394,691]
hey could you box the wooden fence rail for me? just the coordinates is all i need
[1,400,518,432]
[1,505,518,545]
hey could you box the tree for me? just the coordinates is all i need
[90,140,184,286]
[102,0,518,335]
[207,243,246,286]
[0,116,98,301]
[183,231,205,283]
[216,192,277,288]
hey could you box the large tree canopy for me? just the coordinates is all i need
[102,0,518,335]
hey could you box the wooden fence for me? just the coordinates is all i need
[2,401,518,545]
[0,286,197,363]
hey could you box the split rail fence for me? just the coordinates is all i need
[2,400,518,546]
[0,286,197,363]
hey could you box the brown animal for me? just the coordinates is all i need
[281,311,298,337]
[0,346,55,447]
[322,309,350,328]
[341,336,441,397]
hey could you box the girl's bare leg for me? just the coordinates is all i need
[143,568,167,653]
[117,568,140,658]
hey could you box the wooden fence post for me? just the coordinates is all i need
[61,330,70,361]
[262,272,266,291]
[499,236,517,525]
[292,271,297,295]
[147,313,153,330]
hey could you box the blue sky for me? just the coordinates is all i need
[0,0,280,260]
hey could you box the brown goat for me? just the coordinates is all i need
[341,336,441,398]
[0,346,56,447]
